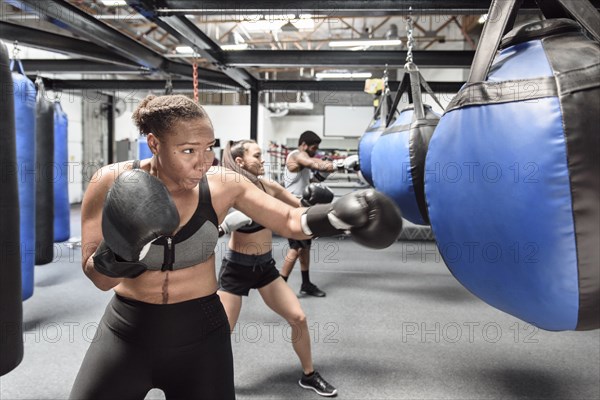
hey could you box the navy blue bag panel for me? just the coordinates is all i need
[425,18,599,331]
[11,59,36,300]
[53,101,70,242]
[358,117,385,186]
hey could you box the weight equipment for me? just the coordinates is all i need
[11,56,36,300]
[0,41,24,376]
[425,0,600,331]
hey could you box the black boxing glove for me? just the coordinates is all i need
[93,241,148,278]
[312,156,333,182]
[93,169,180,278]
[301,183,335,206]
[301,189,402,249]
[312,170,330,182]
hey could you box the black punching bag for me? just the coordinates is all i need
[0,41,24,376]
[34,78,54,265]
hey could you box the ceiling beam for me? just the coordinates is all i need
[20,59,149,74]
[154,0,600,15]
[128,0,258,90]
[40,78,232,92]
[11,0,241,88]
[258,80,464,92]
[0,20,133,66]
[224,50,474,68]
[36,77,463,94]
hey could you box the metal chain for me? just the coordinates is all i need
[383,64,389,96]
[12,40,20,60]
[405,7,414,65]
[164,74,173,95]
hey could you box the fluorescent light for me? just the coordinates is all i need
[329,39,402,48]
[175,46,194,54]
[478,14,488,24]
[221,43,249,51]
[316,72,373,79]
[100,0,127,6]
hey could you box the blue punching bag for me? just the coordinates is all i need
[53,100,70,242]
[425,1,600,331]
[372,67,443,225]
[0,41,24,376]
[11,58,36,300]
[358,79,394,187]
[138,135,152,160]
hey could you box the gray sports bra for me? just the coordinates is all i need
[131,160,219,271]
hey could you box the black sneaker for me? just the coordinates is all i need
[299,371,337,397]
[300,283,326,297]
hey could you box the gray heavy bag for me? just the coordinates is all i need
[425,0,600,331]
[34,78,54,265]
[371,65,443,225]
[0,41,24,376]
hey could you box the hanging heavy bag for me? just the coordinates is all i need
[425,0,600,331]
[53,100,70,242]
[35,78,55,265]
[358,91,392,187]
[0,41,24,376]
[11,56,36,300]
[371,65,444,225]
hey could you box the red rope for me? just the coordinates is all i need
[192,62,199,103]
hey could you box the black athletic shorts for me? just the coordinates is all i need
[218,250,281,296]
[288,238,312,249]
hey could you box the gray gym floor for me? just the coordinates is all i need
[1,205,598,400]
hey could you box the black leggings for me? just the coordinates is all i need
[69,293,235,400]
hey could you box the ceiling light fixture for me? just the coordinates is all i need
[329,39,402,48]
[221,43,249,51]
[315,72,373,80]
[175,46,194,54]
[100,0,127,6]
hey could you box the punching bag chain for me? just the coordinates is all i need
[405,8,415,65]
[12,40,20,60]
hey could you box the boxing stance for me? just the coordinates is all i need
[218,140,337,397]
[70,95,401,399]
[282,130,359,297]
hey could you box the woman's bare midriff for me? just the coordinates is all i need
[113,255,217,304]
[229,229,273,256]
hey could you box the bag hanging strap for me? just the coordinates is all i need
[554,0,600,41]
[468,0,600,84]
[386,71,411,127]
[468,0,522,83]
